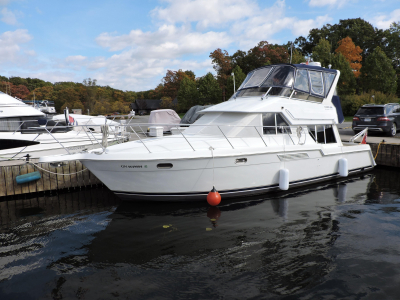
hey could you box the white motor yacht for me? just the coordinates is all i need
[40,64,376,201]
[0,92,126,161]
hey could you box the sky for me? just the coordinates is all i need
[0,0,399,92]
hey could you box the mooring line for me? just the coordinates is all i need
[29,161,88,176]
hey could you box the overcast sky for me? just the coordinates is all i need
[0,0,399,91]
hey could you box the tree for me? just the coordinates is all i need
[159,96,176,110]
[210,48,232,101]
[386,22,400,96]
[82,78,98,112]
[332,52,356,95]
[197,73,222,105]
[296,18,385,62]
[361,46,397,94]
[162,69,195,100]
[29,86,55,101]
[312,39,332,68]
[386,22,400,68]
[125,91,137,103]
[148,84,164,99]
[290,47,306,64]
[61,99,84,112]
[231,41,289,75]
[177,77,199,112]
[11,84,30,100]
[335,37,363,78]
[56,87,80,112]
[225,65,246,99]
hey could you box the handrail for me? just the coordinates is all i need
[1,119,322,157]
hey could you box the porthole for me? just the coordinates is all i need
[235,158,247,164]
[157,163,173,169]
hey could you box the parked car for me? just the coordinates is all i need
[352,103,400,136]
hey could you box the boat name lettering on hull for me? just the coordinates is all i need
[121,165,147,169]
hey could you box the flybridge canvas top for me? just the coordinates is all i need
[232,63,338,103]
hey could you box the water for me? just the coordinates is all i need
[1,168,400,299]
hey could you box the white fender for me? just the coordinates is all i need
[338,158,348,177]
[279,168,289,190]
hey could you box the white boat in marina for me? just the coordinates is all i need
[39,63,376,201]
[0,91,128,161]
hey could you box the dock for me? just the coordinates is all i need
[0,160,103,198]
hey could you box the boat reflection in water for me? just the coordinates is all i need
[1,169,400,299]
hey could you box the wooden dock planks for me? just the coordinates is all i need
[0,160,104,197]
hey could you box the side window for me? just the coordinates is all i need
[309,125,336,144]
[262,113,276,134]
[262,113,291,135]
[390,105,399,114]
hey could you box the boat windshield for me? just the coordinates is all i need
[231,65,337,102]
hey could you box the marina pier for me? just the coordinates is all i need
[0,160,103,198]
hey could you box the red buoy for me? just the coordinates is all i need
[207,186,221,206]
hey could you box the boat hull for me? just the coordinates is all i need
[80,145,375,201]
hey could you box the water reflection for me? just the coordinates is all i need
[1,169,400,299]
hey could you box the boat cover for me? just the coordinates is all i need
[148,109,181,131]
[180,105,212,124]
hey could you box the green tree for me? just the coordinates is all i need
[332,52,356,95]
[290,48,306,64]
[361,46,397,94]
[386,22,400,96]
[82,78,97,111]
[231,41,289,75]
[312,39,332,67]
[296,18,386,63]
[225,65,246,99]
[197,73,222,105]
[177,77,198,112]
[56,87,80,112]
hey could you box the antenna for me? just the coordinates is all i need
[290,43,293,64]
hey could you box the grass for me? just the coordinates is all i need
[344,116,354,122]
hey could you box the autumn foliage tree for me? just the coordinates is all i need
[335,37,363,77]
[162,70,195,100]
[210,48,232,101]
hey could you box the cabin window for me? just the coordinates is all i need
[308,125,336,144]
[309,71,324,95]
[294,69,309,93]
[262,113,291,135]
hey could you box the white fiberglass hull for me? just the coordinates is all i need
[61,143,375,201]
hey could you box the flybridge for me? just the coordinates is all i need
[231,63,338,103]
